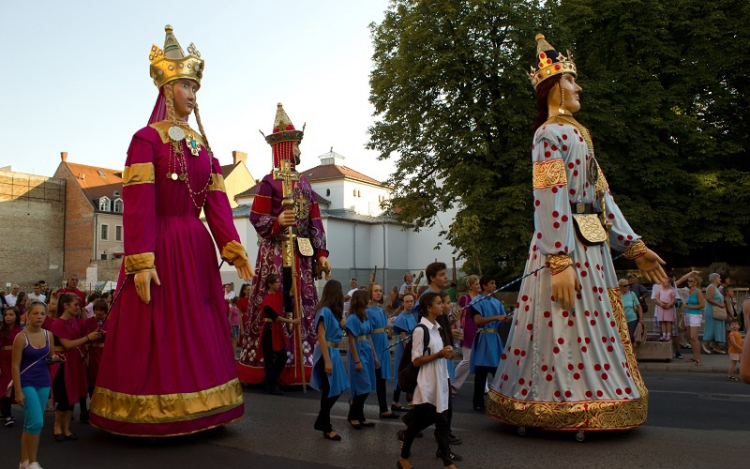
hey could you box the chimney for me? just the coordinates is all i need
[61,151,68,162]
[232,151,248,166]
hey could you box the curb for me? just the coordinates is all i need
[638,363,726,374]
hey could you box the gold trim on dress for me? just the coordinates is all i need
[149,121,206,148]
[124,252,156,275]
[90,415,242,438]
[533,159,567,190]
[547,254,573,275]
[595,166,609,192]
[90,378,243,424]
[209,173,226,192]
[220,240,246,265]
[623,239,647,259]
[123,163,155,186]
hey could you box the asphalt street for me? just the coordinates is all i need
[1,372,748,469]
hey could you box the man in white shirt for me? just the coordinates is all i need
[28,282,47,303]
[5,284,19,307]
[399,272,414,298]
[343,278,358,316]
[224,283,236,303]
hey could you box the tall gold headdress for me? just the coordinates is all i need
[149,25,204,89]
[528,34,577,89]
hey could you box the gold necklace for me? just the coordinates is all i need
[546,114,595,157]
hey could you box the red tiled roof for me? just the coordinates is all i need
[64,162,123,205]
[235,185,258,199]
[220,163,237,179]
[301,164,382,185]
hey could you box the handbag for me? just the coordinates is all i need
[634,322,647,346]
[712,305,728,321]
[572,214,608,246]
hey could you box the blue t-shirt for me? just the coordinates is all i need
[621,291,639,323]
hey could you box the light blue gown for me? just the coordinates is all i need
[367,305,392,380]
[392,311,417,389]
[470,295,504,373]
[702,285,725,343]
[311,307,350,398]
[346,314,376,396]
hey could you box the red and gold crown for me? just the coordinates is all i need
[528,34,577,89]
[265,103,304,168]
[149,25,204,89]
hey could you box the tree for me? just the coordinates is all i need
[369,0,551,279]
[369,0,750,280]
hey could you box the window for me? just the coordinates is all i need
[353,189,357,196]
[357,190,361,197]
[115,225,123,241]
[99,196,110,212]
[326,189,331,196]
[113,198,123,213]
[100,253,107,260]
[101,224,108,240]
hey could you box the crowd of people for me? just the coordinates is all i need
[0,274,111,469]
[621,271,749,380]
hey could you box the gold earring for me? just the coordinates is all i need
[559,87,566,115]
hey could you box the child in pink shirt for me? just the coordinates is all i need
[654,278,676,341]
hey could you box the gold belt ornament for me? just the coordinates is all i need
[572,214,607,246]
[264,318,274,323]
[371,327,387,334]
[326,341,339,348]
[355,335,370,341]
[480,328,499,334]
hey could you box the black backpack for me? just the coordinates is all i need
[397,324,430,394]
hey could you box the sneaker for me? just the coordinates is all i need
[5,417,13,427]
[19,460,29,469]
[28,463,43,469]
[436,450,463,462]
[701,344,712,354]
[675,352,683,359]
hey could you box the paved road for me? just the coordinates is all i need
[1,372,748,469]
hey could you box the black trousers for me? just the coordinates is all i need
[314,358,340,433]
[348,392,369,422]
[53,363,74,412]
[262,329,287,391]
[401,403,452,466]
[375,367,389,413]
[473,365,496,409]
[1,396,12,417]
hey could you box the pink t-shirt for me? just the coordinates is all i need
[658,288,675,305]
[229,305,240,327]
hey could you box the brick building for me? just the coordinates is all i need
[54,152,124,287]
[0,167,66,289]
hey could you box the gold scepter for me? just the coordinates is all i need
[273,159,307,392]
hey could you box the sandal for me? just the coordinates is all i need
[348,420,363,430]
[361,421,376,428]
[712,348,727,355]
[64,433,78,441]
[323,431,341,441]
[54,433,65,442]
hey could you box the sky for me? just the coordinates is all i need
[0,0,395,182]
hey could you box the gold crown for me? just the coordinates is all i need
[264,103,304,146]
[149,25,204,89]
[528,34,577,89]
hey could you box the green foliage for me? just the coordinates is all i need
[369,0,750,282]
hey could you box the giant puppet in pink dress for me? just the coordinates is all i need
[237,105,331,386]
[90,26,253,437]
[486,35,667,438]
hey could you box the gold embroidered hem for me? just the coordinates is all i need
[220,240,246,264]
[125,253,156,275]
[209,173,226,192]
[607,288,648,398]
[123,163,155,186]
[623,239,647,260]
[90,378,243,424]
[90,415,243,439]
[533,159,567,189]
[486,390,647,430]
[547,254,573,275]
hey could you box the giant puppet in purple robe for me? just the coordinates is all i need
[90,26,253,437]
[237,104,331,386]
